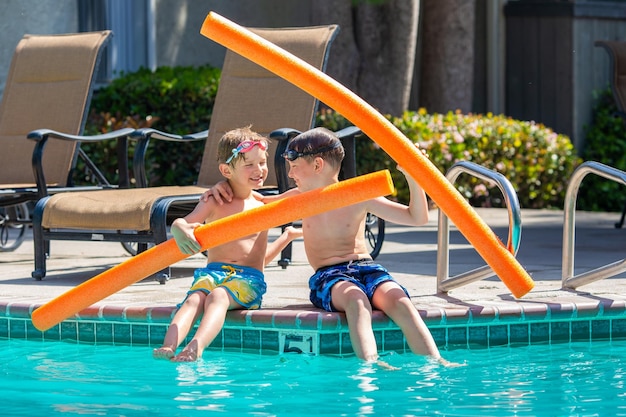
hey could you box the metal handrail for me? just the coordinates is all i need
[562,161,626,289]
[437,161,522,293]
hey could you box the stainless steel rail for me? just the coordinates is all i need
[437,161,522,293]
[562,161,626,289]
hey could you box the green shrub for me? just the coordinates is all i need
[317,108,581,209]
[83,65,581,210]
[577,88,626,212]
[82,65,221,186]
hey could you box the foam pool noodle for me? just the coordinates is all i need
[199,12,534,298]
[31,170,394,331]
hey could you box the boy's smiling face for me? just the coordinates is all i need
[228,146,268,190]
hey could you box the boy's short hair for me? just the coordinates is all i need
[287,127,345,170]
[217,126,269,164]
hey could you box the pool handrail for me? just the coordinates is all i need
[437,161,522,293]
[561,161,626,289]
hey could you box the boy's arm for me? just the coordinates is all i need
[264,225,303,266]
[255,187,300,204]
[367,167,429,226]
[401,166,430,225]
[171,199,214,255]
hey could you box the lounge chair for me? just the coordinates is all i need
[595,40,626,228]
[31,24,351,282]
[0,31,132,251]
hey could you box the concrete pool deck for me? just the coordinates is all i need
[1,208,626,353]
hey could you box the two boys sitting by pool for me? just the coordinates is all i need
[155,126,447,365]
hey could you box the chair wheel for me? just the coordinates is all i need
[156,274,169,285]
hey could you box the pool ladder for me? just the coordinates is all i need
[561,161,626,290]
[437,161,522,293]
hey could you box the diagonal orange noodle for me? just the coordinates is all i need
[31,170,394,331]
[200,11,534,298]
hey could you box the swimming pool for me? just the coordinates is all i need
[2,338,625,416]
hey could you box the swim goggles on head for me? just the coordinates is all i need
[225,140,268,164]
[282,142,342,161]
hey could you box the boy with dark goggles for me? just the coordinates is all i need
[281,141,342,161]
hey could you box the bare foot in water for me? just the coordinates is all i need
[437,357,466,367]
[153,346,176,360]
[171,347,200,362]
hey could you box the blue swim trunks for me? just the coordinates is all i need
[308,259,409,312]
[181,262,266,309]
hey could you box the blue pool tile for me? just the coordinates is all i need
[488,325,508,346]
[509,323,529,345]
[447,326,468,347]
[530,322,550,343]
[242,329,261,350]
[261,330,279,352]
[95,323,114,344]
[612,318,626,339]
[550,321,570,342]
[9,319,26,339]
[42,324,60,341]
[60,322,78,341]
[78,322,96,343]
[319,333,340,355]
[591,320,611,340]
[468,325,488,347]
[570,320,590,341]
[0,318,8,338]
[113,323,131,344]
[223,328,242,350]
[148,324,166,346]
[382,329,405,352]
[131,324,149,345]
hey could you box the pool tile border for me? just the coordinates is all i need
[2,300,626,354]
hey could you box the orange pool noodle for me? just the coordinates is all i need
[200,12,534,298]
[31,170,394,331]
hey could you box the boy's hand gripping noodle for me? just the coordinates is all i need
[31,170,395,331]
[199,12,534,298]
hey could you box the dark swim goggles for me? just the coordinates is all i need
[282,142,342,161]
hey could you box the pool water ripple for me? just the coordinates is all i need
[2,338,626,416]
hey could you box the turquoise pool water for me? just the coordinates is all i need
[2,338,626,416]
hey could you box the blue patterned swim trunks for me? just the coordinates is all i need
[181,262,266,309]
[308,259,409,312]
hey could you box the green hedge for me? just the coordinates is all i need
[317,108,581,209]
[577,88,626,212]
[83,65,584,210]
[81,65,220,186]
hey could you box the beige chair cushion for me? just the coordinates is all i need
[42,186,207,230]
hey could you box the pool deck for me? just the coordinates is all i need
[2,208,626,353]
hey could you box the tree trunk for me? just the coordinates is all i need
[419,0,476,114]
[312,0,420,116]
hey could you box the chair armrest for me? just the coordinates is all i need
[130,128,209,187]
[269,128,302,142]
[28,127,135,143]
[130,127,208,142]
[28,128,135,198]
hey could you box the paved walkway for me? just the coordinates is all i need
[1,208,625,312]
